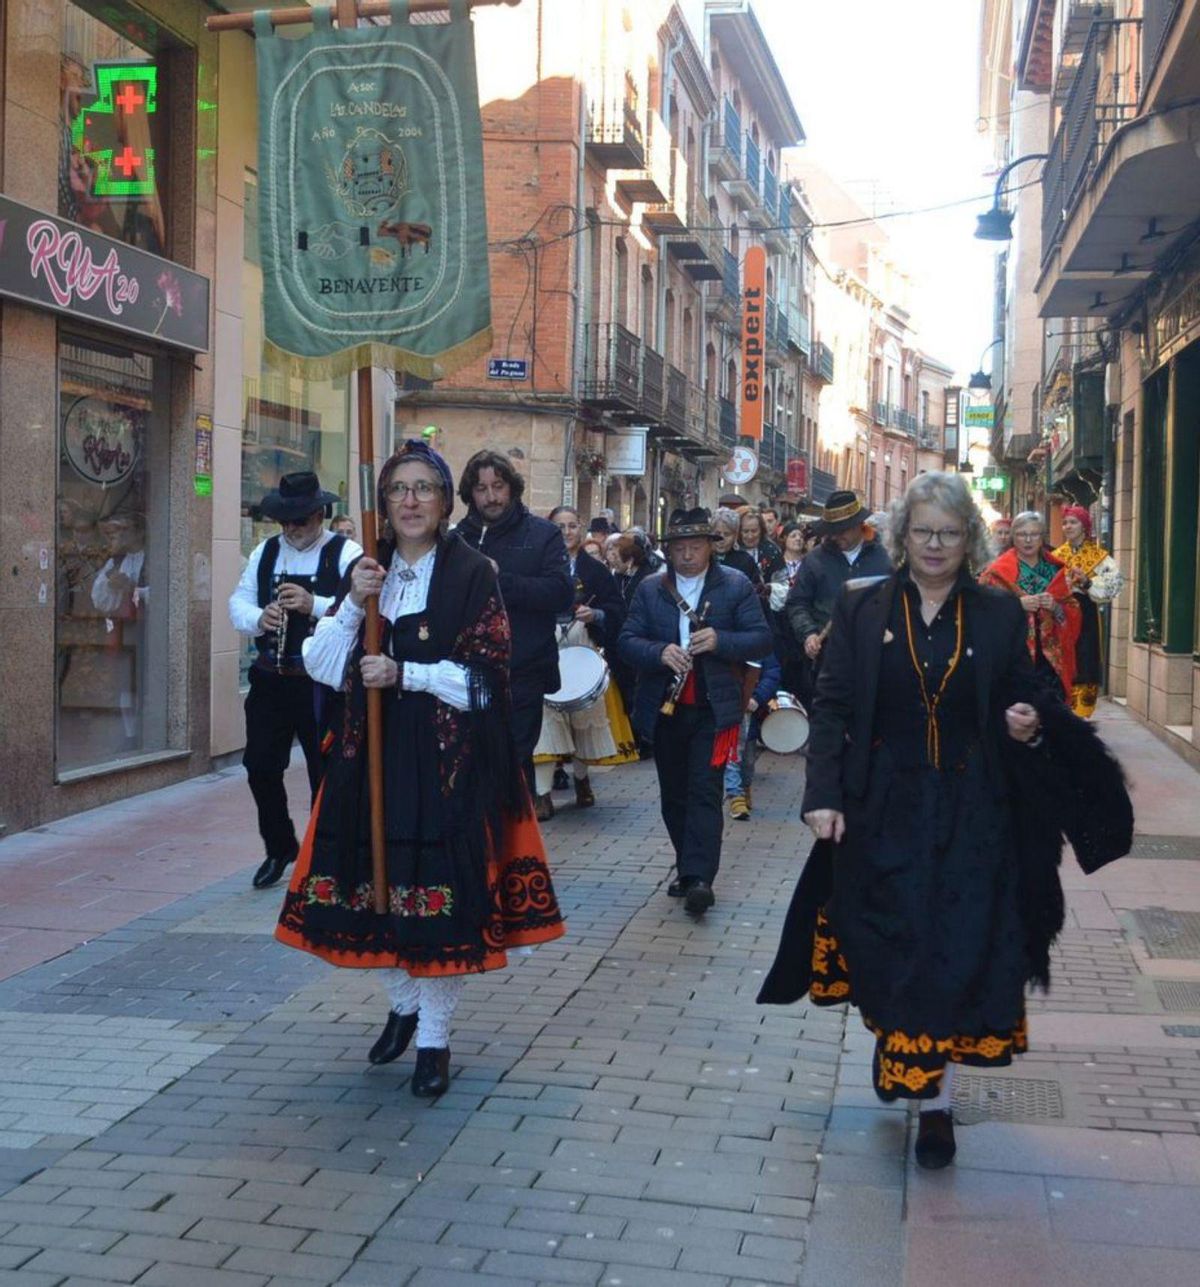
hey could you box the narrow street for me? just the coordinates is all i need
[0,703,1195,1286]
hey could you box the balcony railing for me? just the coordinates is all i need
[776,304,789,349]
[583,322,641,411]
[710,97,742,179]
[585,70,644,169]
[917,425,942,451]
[665,364,687,432]
[718,397,736,445]
[1143,0,1184,90]
[641,346,665,422]
[896,409,918,435]
[744,134,761,193]
[763,168,778,219]
[1042,17,1143,265]
[874,399,889,425]
[722,247,738,301]
[815,341,835,383]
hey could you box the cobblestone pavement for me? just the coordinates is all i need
[0,702,1196,1285]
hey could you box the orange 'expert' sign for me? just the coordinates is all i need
[740,245,766,443]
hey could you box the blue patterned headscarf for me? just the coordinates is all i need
[378,437,455,518]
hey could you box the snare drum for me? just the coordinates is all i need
[760,691,810,754]
[545,646,610,714]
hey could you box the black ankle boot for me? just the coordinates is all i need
[411,1047,451,1098]
[367,1011,418,1065]
[914,1109,957,1169]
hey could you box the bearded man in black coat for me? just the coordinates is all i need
[456,451,573,793]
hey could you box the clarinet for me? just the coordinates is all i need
[273,580,289,673]
[660,599,710,716]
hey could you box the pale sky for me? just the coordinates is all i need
[705,0,1002,381]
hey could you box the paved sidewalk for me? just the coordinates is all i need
[0,701,1194,1285]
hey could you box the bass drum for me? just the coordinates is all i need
[545,645,609,714]
[760,691,810,754]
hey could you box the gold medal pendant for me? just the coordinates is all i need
[418,621,430,642]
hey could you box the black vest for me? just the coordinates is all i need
[254,533,346,675]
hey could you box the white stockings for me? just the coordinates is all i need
[923,1060,957,1113]
[382,970,465,1049]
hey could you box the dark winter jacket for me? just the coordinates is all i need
[784,537,893,644]
[618,560,773,738]
[717,547,763,586]
[457,501,573,696]
[571,548,625,651]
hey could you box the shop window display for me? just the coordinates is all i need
[56,335,170,773]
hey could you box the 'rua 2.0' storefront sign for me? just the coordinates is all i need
[0,194,209,353]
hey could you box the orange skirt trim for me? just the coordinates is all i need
[273,793,565,976]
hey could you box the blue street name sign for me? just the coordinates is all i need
[488,358,529,380]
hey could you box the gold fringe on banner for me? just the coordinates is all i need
[262,326,495,385]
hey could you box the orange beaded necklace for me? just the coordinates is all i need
[901,589,965,769]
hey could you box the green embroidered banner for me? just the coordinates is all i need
[254,0,492,379]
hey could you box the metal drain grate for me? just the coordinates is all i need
[1133,908,1200,960]
[1163,1025,1200,1038]
[1128,835,1200,861]
[952,1075,1064,1125]
[1155,980,1200,1012]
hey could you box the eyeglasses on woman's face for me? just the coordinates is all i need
[385,479,440,503]
[908,525,966,547]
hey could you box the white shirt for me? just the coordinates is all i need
[675,571,706,648]
[301,547,477,711]
[91,550,146,616]
[228,529,362,636]
[842,541,863,566]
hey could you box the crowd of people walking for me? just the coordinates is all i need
[228,445,1132,1172]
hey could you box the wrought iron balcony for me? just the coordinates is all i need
[1041,17,1143,267]
[586,71,644,169]
[644,147,688,234]
[710,98,742,182]
[582,322,641,414]
[726,132,760,209]
[719,397,736,445]
[790,308,811,356]
[666,184,723,281]
[641,346,665,423]
[665,365,687,433]
[896,409,918,435]
[874,400,890,425]
[815,341,835,384]
[707,247,740,320]
[917,424,942,451]
[613,109,671,206]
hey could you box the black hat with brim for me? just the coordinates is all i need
[259,471,339,521]
[817,490,868,535]
[662,506,718,544]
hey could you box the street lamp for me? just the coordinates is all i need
[974,152,1049,242]
[968,338,1003,394]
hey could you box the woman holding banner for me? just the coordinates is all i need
[276,439,565,1099]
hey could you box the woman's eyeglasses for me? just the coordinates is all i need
[385,480,439,502]
[909,526,966,547]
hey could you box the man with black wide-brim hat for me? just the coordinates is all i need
[784,490,892,704]
[618,508,773,916]
[229,472,362,889]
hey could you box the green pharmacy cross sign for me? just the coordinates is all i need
[70,62,159,199]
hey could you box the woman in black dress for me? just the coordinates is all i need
[761,472,1131,1169]
[279,440,565,1098]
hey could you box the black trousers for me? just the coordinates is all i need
[653,703,724,884]
[243,667,323,861]
[510,676,547,798]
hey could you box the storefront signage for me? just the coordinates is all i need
[70,62,160,200]
[0,194,210,352]
[740,245,766,443]
[62,395,142,488]
[964,404,994,429]
[487,358,528,380]
[605,427,648,476]
[723,445,758,485]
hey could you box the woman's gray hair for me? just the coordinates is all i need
[1010,510,1045,533]
[886,471,994,571]
[713,507,740,533]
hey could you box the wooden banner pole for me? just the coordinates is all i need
[204,0,520,33]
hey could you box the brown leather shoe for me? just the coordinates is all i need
[534,793,555,821]
[574,778,595,808]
